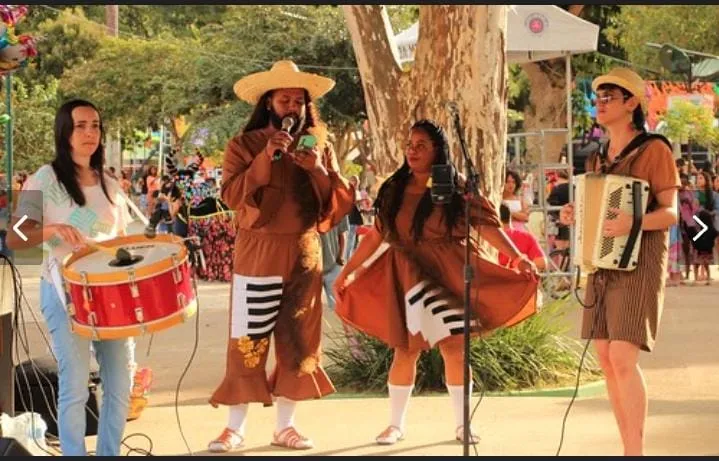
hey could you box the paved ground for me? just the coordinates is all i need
[9,226,719,456]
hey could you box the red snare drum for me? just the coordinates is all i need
[62,234,197,340]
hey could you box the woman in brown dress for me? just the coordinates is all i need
[561,67,680,456]
[334,119,539,446]
[207,60,354,452]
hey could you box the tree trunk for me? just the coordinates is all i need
[343,5,508,202]
[520,5,585,166]
[520,60,568,164]
[105,5,122,173]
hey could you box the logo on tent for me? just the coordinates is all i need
[525,13,548,35]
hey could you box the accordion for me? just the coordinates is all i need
[573,173,650,273]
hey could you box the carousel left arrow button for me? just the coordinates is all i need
[13,215,29,241]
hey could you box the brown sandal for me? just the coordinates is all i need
[271,426,314,450]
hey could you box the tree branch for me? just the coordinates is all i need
[342,6,403,83]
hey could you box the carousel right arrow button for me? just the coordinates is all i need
[692,215,708,241]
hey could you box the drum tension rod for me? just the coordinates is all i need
[128,268,140,299]
[171,254,182,284]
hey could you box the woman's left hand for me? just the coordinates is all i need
[512,254,538,280]
[603,208,633,237]
[292,147,322,172]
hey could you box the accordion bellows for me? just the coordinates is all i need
[573,173,650,273]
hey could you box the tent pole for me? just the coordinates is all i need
[565,54,575,285]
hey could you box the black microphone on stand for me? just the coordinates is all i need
[272,116,296,161]
[430,163,455,205]
[431,102,460,205]
[445,99,483,457]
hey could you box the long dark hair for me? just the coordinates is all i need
[243,89,328,228]
[698,171,715,212]
[243,89,327,148]
[52,99,113,206]
[374,119,464,242]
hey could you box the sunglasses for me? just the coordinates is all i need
[591,94,630,106]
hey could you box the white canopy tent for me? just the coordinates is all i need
[395,5,599,65]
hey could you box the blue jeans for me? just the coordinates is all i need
[40,279,132,456]
[344,225,358,262]
[322,264,342,311]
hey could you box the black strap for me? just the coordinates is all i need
[618,180,646,269]
[600,132,672,175]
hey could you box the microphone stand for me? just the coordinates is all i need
[448,103,480,456]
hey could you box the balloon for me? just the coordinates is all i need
[0,5,28,27]
[0,34,36,72]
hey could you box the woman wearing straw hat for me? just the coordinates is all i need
[207,60,354,452]
[560,67,679,456]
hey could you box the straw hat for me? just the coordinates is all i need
[591,67,648,113]
[233,60,335,105]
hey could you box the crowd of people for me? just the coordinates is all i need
[669,160,719,286]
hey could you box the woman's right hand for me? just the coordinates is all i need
[559,203,575,226]
[263,130,294,159]
[44,223,86,249]
[334,269,350,298]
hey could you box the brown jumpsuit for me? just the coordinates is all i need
[210,128,354,406]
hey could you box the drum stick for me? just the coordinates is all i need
[119,190,150,226]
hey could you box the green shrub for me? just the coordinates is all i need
[324,297,601,394]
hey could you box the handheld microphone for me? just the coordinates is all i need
[273,116,296,161]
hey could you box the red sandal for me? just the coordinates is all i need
[208,427,244,453]
[271,426,314,450]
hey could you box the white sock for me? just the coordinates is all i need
[276,397,297,433]
[228,404,249,436]
[447,383,471,428]
[388,383,413,431]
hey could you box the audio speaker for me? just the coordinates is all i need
[0,437,33,456]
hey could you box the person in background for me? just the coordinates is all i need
[320,215,348,311]
[344,175,364,261]
[678,173,698,284]
[547,170,570,257]
[691,171,717,284]
[498,204,546,271]
[502,169,530,230]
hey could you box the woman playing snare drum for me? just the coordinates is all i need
[7,99,134,456]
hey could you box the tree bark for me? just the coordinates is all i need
[343,5,508,202]
[105,5,122,173]
[520,5,584,165]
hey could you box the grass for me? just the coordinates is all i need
[324,296,602,394]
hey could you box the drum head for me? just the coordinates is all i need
[63,234,188,284]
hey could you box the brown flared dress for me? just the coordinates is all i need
[582,137,680,352]
[336,187,539,352]
[210,128,354,407]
